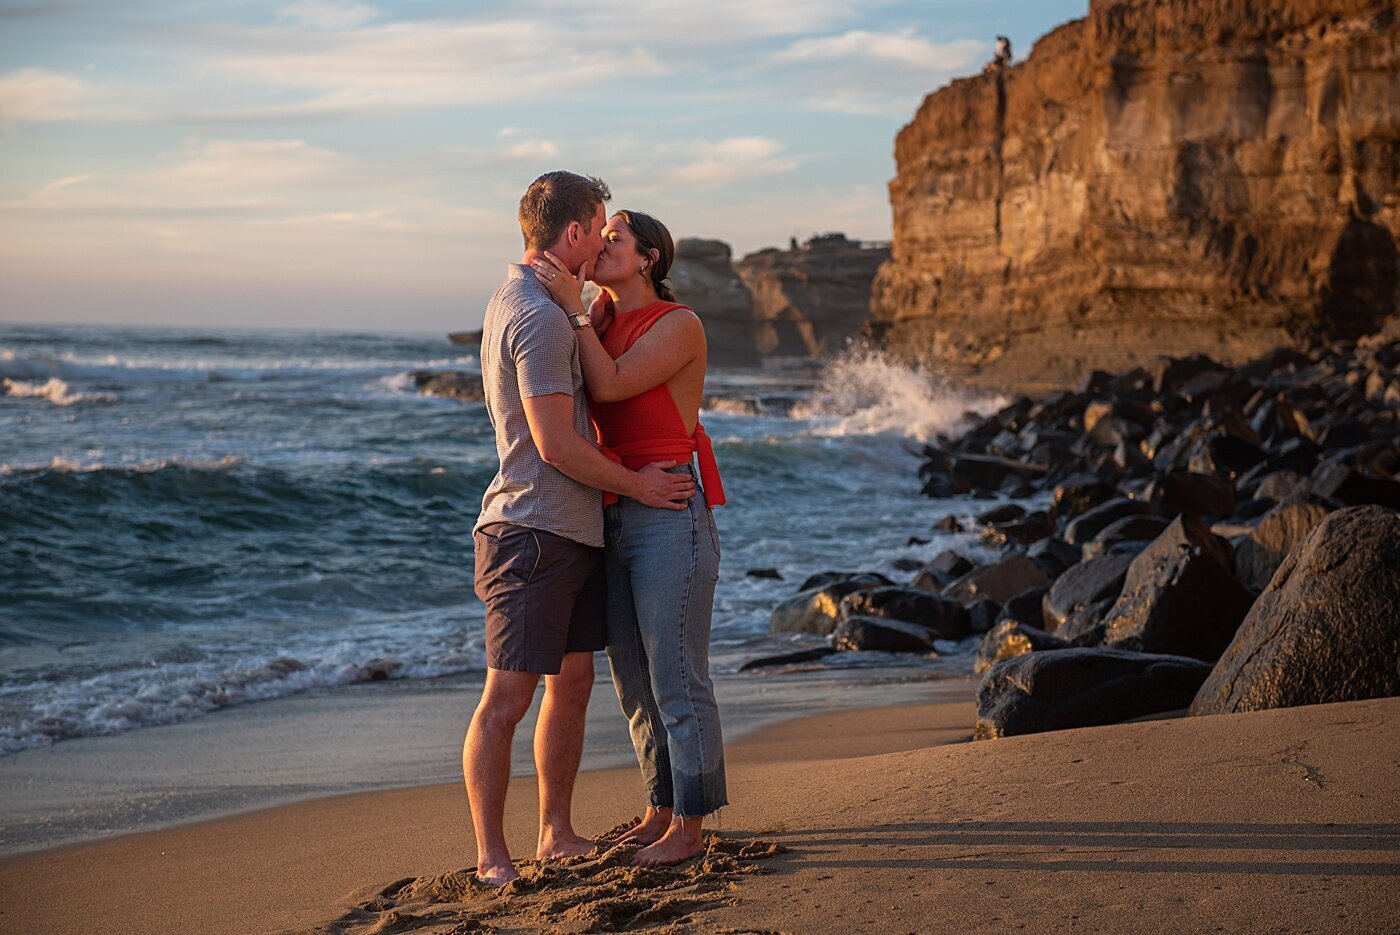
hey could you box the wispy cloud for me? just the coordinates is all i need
[770,29,986,115]
[0,67,93,123]
[276,0,379,31]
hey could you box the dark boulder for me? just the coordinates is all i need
[738,647,837,672]
[1251,470,1304,503]
[966,598,1001,634]
[976,503,1026,524]
[950,454,1046,493]
[1191,505,1400,715]
[973,621,1069,675]
[996,587,1049,629]
[796,571,892,592]
[832,616,935,654]
[911,550,974,591]
[770,579,877,636]
[1102,515,1255,661]
[746,568,783,580]
[1050,475,1119,521]
[1064,498,1158,545]
[840,586,967,639]
[1082,514,1172,560]
[1145,470,1236,519]
[982,510,1056,547]
[1310,461,1400,510]
[1042,552,1135,632]
[1232,493,1335,592]
[943,555,1052,608]
[974,648,1213,739]
[1027,537,1082,578]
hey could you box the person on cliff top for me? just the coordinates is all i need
[465,171,696,886]
[532,208,730,868]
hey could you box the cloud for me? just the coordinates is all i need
[769,29,987,115]
[613,136,800,192]
[276,1,379,30]
[156,139,350,192]
[0,67,92,123]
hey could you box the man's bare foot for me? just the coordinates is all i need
[633,822,704,867]
[617,806,673,846]
[474,861,520,887]
[535,831,595,860]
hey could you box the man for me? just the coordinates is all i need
[464,170,696,886]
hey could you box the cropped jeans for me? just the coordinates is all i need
[604,464,728,819]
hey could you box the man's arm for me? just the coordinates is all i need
[522,393,693,510]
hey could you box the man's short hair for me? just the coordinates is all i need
[519,171,611,250]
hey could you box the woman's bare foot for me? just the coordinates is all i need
[616,806,673,845]
[535,831,596,861]
[474,861,520,887]
[633,817,704,867]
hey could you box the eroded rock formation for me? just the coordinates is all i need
[668,238,761,368]
[736,234,889,358]
[871,0,1400,392]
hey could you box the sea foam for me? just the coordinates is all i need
[791,349,1005,441]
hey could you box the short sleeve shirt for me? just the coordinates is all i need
[473,264,603,547]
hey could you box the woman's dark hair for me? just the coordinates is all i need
[614,209,676,302]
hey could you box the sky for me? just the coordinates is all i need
[0,0,1086,332]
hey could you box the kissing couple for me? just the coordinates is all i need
[464,170,729,885]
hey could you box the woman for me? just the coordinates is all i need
[530,210,727,867]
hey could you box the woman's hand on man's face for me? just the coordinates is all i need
[530,251,588,315]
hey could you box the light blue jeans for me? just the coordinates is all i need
[604,464,728,819]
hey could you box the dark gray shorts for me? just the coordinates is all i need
[473,522,606,674]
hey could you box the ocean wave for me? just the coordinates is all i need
[1,377,117,406]
[0,455,243,476]
[0,348,479,388]
[0,629,487,756]
[791,349,1005,441]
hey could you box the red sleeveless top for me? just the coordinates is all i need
[590,301,726,508]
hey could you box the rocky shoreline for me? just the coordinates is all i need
[749,336,1400,738]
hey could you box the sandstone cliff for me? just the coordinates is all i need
[737,234,890,358]
[669,238,762,368]
[871,0,1400,392]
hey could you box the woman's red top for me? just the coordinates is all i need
[589,301,726,508]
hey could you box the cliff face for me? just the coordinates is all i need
[871,0,1400,392]
[736,235,890,358]
[669,238,761,368]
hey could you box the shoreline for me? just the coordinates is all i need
[0,658,975,860]
[2,696,1394,934]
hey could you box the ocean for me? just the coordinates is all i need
[0,323,1006,757]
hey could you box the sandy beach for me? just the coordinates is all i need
[2,692,1396,934]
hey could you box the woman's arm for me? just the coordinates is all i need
[576,310,703,402]
[531,253,704,402]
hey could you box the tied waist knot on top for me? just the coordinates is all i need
[588,300,726,509]
[598,424,726,508]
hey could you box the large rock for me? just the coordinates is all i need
[975,648,1214,739]
[735,234,889,358]
[831,616,935,654]
[1231,493,1335,591]
[1042,552,1135,631]
[840,586,968,639]
[1191,505,1400,715]
[943,555,1052,608]
[1102,515,1256,661]
[868,0,1400,393]
[770,580,875,636]
[973,620,1069,675]
[668,238,761,367]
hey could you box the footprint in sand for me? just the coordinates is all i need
[299,823,789,934]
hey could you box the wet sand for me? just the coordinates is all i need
[2,695,1397,934]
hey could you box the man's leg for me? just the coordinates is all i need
[464,668,540,885]
[534,650,597,859]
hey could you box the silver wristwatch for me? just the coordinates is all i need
[568,312,592,330]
